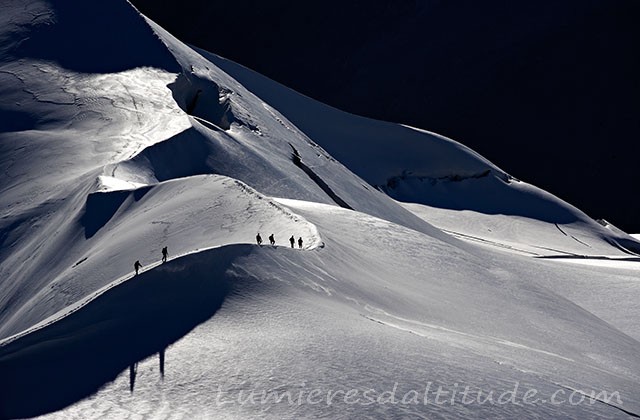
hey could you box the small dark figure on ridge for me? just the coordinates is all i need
[298,237,303,249]
[256,233,262,245]
[161,246,168,263]
[289,235,295,248]
[134,260,142,275]
[269,234,275,246]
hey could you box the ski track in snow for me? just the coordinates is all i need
[361,310,575,363]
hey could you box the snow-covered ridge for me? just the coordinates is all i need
[0,173,321,338]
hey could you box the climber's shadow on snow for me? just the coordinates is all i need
[0,245,254,420]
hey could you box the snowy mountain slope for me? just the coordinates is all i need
[197,48,502,188]
[131,0,640,235]
[1,0,456,339]
[2,201,640,419]
[144,20,453,235]
[0,175,321,339]
[0,1,639,419]
[198,48,640,257]
[401,202,640,258]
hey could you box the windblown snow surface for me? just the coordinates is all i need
[1,1,639,419]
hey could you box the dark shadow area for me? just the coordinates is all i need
[11,1,178,73]
[0,218,29,251]
[132,187,151,201]
[0,244,255,420]
[81,190,129,238]
[127,127,214,182]
[168,72,236,130]
[82,186,152,238]
[0,109,40,133]
[382,173,580,224]
[604,237,640,256]
[289,144,353,210]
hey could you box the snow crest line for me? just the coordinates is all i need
[0,235,321,349]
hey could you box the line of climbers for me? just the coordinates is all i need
[255,233,303,249]
[133,246,168,276]
[133,234,306,276]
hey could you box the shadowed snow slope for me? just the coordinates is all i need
[0,1,639,419]
[0,245,244,419]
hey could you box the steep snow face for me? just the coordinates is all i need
[143,20,455,236]
[199,48,640,255]
[1,1,640,419]
[197,47,502,188]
